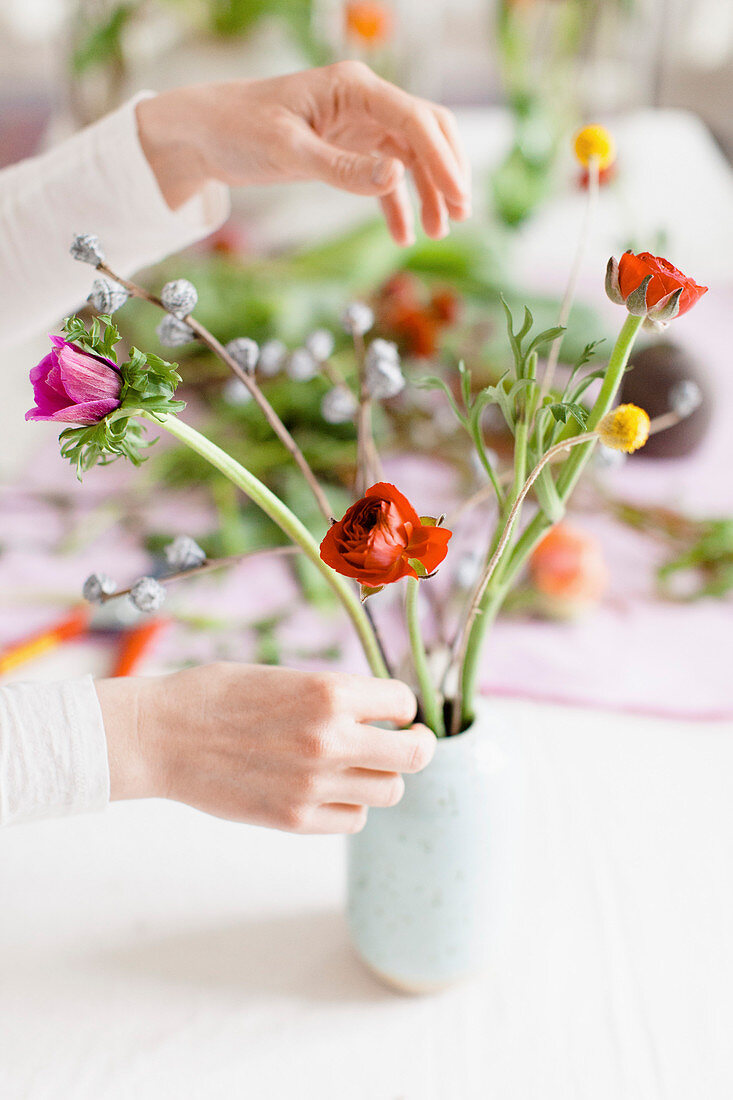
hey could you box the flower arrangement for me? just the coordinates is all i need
[28,127,707,738]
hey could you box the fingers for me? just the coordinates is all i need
[345,722,436,774]
[433,105,471,220]
[412,160,449,240]
[294,124,405,197]
[327,768,405,808]
[379,178,415,246]
[364,80,468,202]
[318,672,417,726]
[309,804,369,835]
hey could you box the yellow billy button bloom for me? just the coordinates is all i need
[573,124,616,170]
[596,404,650,453]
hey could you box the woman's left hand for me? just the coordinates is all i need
[136,62,471,245]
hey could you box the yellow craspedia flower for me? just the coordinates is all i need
[596,404,650,453]
[573,124,616,170]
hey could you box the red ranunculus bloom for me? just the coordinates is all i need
[320,482,452,587]
[617,251,708,317]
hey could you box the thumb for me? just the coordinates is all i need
[298,132,404,196]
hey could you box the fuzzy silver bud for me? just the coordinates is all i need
[287,348,318,382]
[156,314,195,347]
[160,278,198,317]
[129,576,166,613]
[321,386,357,424]
[70,233,105,265]
[82,572,117,603]
[670,379,703,418]
[225,337,259,373]
[223,378,253,406]
[367,337,399,364]
[257,339,287,377]
[341,302,374,336]
[164,535,206,571]
[87,277,129,314]
[305,329,335,362]
[364,342,405,399]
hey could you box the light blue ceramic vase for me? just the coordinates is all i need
[347,702,523,992]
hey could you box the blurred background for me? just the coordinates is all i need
[1,0,731,700]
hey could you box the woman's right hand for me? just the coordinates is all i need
[96,663,435,833]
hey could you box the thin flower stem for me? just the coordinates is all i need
[96,262,333,522]
[405,576,445,737]
[648,410,684,434]
[538,156,600,406]
[361,599,397,680]
[448,431,596,732]
[455,311,644,727]
[98,546,300,604]
[144,413,388,679]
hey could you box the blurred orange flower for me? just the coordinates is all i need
[375,273,461,358]
[530,523,609,608]
[344,1,394,46]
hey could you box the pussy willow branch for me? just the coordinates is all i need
[97,545,299,604]
[538,155,600,406]
[95,261,333,522]
[447,430,596,731]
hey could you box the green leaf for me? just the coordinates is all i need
[360,584,385,602]
[527,325,566,357]
[549,402,588,430]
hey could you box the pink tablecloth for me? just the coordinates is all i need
[1,291,731,720]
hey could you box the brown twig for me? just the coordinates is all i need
[99,545,300,604]
[96,262,334,522]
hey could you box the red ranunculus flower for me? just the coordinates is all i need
[320,482,452,587]
[617,251,708,317]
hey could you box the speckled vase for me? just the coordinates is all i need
[347,701,523,993]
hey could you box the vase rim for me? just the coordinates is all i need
[432,696,496,747]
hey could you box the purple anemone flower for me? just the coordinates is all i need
[26,336,122,424]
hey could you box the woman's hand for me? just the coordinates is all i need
[96,663,435,833]
[136,61,471,244]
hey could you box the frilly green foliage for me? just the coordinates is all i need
[58,314,185,478]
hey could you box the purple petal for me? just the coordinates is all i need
[56,344,121,404]
[28,350,70,416]
[26,397,121,424]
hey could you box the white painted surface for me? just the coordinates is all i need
[1,697,732,1099]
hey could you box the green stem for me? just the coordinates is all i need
[146,413,388,679]
[457,311,644,724]
[405,576,445,737]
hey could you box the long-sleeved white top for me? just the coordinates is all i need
[0,93,230,826]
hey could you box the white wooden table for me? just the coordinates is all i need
[1,698,732,1099]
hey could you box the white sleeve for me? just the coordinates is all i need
[0,676,110,826]
[0,91,230,348]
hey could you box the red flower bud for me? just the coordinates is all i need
[613,251,707,319]
[319,482,451,587]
